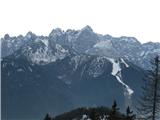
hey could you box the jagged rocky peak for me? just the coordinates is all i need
[104,34,113,39]
[2,34,24,41]
[1,26,160,70]
[47,25,93,40]
[49,28,64,37]
[119,36,141,44]
[81,25,93,32]
[143,42,160,49]
[25,31,37,40]
[4,34,10,39]
[66,29,76,34]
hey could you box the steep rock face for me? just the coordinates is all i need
[73,26,99,53]
[1,32,37,57]
[49,26,99,53]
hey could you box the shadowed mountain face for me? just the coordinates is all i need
[2,45,144,119]
[1,26,154,120]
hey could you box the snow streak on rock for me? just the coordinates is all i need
[120,58,129,68]
[108,58,133,107]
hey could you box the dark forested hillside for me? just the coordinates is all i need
[44,105,135,120]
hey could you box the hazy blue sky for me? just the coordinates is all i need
[0,0,160,43]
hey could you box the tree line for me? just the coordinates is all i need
[43,101,135,120]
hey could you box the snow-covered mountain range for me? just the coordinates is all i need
[1,26,159,119]
[1,25,160,69]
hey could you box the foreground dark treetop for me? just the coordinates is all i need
[49,106,135,120]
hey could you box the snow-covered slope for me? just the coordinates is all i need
[10,37,71,65]
[86,40,119,58]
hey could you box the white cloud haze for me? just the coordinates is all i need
[0,0,160,43]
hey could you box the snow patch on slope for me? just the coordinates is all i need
[108,58,121,75]
[108,58,133,107]
[88,57,108,78]
[29,47,56,64]
[41,39,48,47]
[26,43,69,65]
[120,58,129,68]
[94,40,112,49]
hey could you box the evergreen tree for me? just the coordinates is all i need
[108,100,120,120]
[111,100,119,115]
[89,108,100,120]
[137,56,160,120]
[44,113,52,120]
[126,106,135,120]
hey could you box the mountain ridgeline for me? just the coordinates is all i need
[1,26,160,120]
[2,25,160,69]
